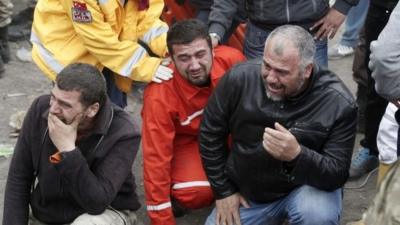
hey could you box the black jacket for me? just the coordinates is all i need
[199,60,357,202]
[370,0,398,10]
[3,95,141,224]
[209,0,359,39]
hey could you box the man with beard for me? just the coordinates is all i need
[200,25,357,225]
[3,63,141,225]
[141,19,245,225]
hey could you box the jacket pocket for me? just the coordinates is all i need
[289,122,329,151]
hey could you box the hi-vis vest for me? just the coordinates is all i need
[31,0,168,92]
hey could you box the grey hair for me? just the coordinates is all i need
[265,25,315,71]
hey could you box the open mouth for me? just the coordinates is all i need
[268,83,283,94]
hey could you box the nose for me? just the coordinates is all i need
[49,100,61,114]
[266,70,279,83]
[188,58,201,70]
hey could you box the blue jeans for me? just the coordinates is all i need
[243,22,328,68]
[340,0,370,47]
[204,185,342,225]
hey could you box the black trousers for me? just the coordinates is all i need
[362,3,394,156]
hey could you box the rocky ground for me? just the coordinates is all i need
[0,1,378,224]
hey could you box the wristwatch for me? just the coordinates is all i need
[209,33,221,43]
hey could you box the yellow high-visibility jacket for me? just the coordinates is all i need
[31,0,168,92]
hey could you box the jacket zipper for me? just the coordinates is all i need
[289,127,328,136]
[286,0,290,23]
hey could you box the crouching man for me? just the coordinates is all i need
[3,63,141,225]
[142,19,245,225]
[200,25,357,225]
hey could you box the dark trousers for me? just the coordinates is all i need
[103,68,127,109]
[362,3,393,156]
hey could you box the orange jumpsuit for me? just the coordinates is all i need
[142,45,245,225]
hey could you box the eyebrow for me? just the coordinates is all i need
[263,60,290,74]
[51,91,73,108]
[177,49,207,58]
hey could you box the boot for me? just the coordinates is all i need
[0,26,10,63]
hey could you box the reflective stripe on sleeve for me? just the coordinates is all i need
[180,109,204,126]
[30,32,64,74]
[141,26,168,44]
[119,45,148,77]
[172,181,210,189]
[147,201,172,211]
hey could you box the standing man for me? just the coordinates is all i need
[3,63,141,224]
[200,25,357,225]
[142,19,245,225]
[348,0,398,180]
[208,0,359,67]
[344,3,400,224]
[31,0,173,108]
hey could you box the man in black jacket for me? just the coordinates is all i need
[200,25,357,225]
[3,63,141,224]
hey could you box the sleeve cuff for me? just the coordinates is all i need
[333,0,353,15]
[209,23,226,41]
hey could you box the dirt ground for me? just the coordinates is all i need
[0,1,378,224]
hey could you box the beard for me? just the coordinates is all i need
[265,74,305,102]
[186,65,211,87]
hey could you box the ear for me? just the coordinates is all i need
[303,63,313,79]
[86,103,100,118]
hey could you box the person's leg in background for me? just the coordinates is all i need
[352,27,368,134]
[329,0,370,59]
[349,3,392,179]
[0,0,12,78]
[314,38,328,68]
[242,21,269,60]
[8,0,34,42]
[103,68,127,109]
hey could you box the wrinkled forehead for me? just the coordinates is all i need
[172,38,211,57]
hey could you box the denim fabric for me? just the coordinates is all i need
[243,22,328,68]
[340,0,370,47]
[205,185,342,225]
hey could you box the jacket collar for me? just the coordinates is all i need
[286,63,319,102]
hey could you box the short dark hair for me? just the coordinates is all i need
[167,19,212,55]
[56,63,107,108]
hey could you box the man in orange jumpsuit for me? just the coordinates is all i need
[141,19,245,225]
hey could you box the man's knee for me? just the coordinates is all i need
[289,207,340,225]
[288,186,341,225]
[172,186,214,209]
[71,209,136,225]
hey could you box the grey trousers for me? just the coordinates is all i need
[29,208,138,225]
[0,0,12,27]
